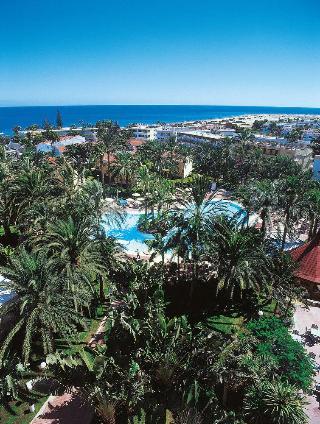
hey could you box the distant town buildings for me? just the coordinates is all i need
[4,114,320,175]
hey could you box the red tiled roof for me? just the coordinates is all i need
[129,138,144,147]
[290,234,320,284]
[129,138,145,152]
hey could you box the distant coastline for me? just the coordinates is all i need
[1,104,320,135]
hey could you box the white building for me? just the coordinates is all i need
[20,127,97,142]
[303,129,320,143]
[254,134,287,145]
[176,130,224,143]
[131,125,159,140]
[155,126,195,142]
[156,127,178,141]
[216,128,238,137]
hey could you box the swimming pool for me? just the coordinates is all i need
[0,276,13,307]
[102,200,247,255]
[102,211,154,255]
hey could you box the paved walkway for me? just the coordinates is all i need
[31,317,107,424]
[31,392,93,424]
[293,304,320,424]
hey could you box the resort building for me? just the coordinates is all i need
[216,128,238,137]
[255,139,313,170]
[176,130,225,144]
[20,127,97,142]
[131,125,159,140]
[303,129,320,143]
[155,127,179,142]
[36,135,86,157]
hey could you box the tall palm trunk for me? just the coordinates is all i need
[99,275,105,302]
[177,254,180,280]
[260,208,267,235]
[313,217,319,239]
[107,151,111,184]
[222,383,228,408]
[3,221,12,242]
[308,213,315,241]
[100,156,105,185]
[281,206,290,251]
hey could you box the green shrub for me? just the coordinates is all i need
[245,317,314,391]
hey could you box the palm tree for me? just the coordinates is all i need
[238,128,254,144]
[0,179,19,243]
[210,218,272,299]
[0,354,27,408]
[301,182,320,240]
[244,379,307,424]
[96,232,124,302]
[162,175,226,297]
[276,175,306,251]
[37,215,103,271]
[33,215,107,309]
[166,174,220,264]
[135,165,156,215]
[111,151,137,186]
[4,159,63,235]
[269,251,303,315]
[97,121,130,184]
[144,176,174,217]
[238,180,276,234]
[64,143,96,183]
[0,248,84,365]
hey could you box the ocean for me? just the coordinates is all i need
[0,105,320,135]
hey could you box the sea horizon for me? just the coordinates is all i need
[1,104,320,135]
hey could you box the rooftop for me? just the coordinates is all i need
[290,233,320,284]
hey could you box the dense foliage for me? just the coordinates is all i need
[0,123,316,423]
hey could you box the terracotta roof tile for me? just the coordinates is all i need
[290,234,320,284]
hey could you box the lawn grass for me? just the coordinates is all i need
[261,300,277,316]
[0,395,47,424]
[207,314,244,334]
[206,300,276,335]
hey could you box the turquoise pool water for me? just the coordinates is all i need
[0,276,13,306]
[102,200,246,255]
[103,212,154,255]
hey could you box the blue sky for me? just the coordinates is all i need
[0,0,319,106]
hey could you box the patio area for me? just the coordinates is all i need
[293,304,320,423]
